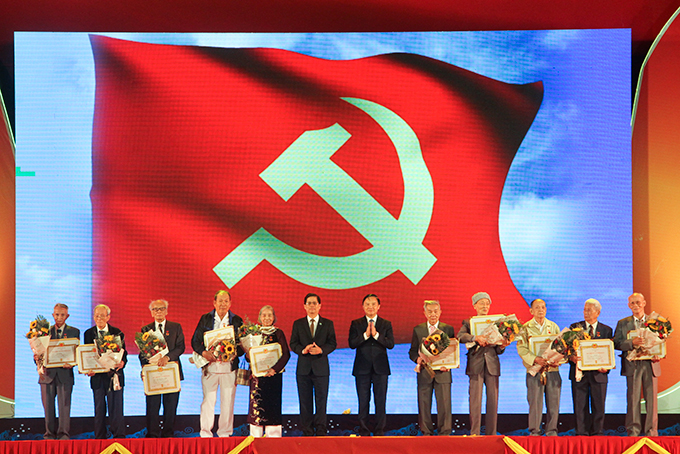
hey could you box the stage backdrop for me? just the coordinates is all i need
[14,30,632,417]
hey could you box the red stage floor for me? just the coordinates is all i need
[0,436,679,454]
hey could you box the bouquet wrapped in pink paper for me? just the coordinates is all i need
[627,311,672,361]
[27,315,51,374]
[529,327,590,382]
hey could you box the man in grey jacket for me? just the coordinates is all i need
[38,303,80,440]
[458,292,507,436]
[613,292,662,437]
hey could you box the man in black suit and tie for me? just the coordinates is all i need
[84,304,128,439]
[457,292,507,436]
[290,293,337,436]
[348,294,394,436]
[408,300,455,436]
[139,299,185,438]
[568,298,613,436]
[614,292,662,437]
[38,303,80,440]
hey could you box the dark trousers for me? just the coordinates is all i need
[93,388,125,439]
[40,378,73,439]
[571,374,607,435]
[355,373,388,435]
[296,373,329,436]
[146,391,180,438]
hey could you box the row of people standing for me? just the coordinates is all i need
[36,290,661,440]
[458,292,660,438]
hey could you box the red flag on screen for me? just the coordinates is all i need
[90,35,543,350]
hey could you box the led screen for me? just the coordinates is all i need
[15,30,631,418]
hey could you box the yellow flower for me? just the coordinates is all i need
[431,347,439,355]
[658,316,667,323]
[225,343,235,355]
[504,322,510,327]
[41,327,48,333]
[513,324,519,334]
[432,334,441,342]
[104,335,114,341]
[30,321,37,329]
[142,332,150,341]
[572,327,582,331]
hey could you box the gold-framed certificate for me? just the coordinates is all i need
[44,338,79,368]
[249,343,283,377]
[529,335,557,357]
[627,331,666,359]
[76,344,108,374]
[142,363,181,395]
[430,339,460,370]
[203,325,235,349]
[469,314,504,337]
[578,339,615,370]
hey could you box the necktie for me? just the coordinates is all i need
[369,319,375,325]
[57,328,63,339]
[99,330,105,337]
[158,323,164,334]
[429,324,436,335]
[310,319,315,338]
[588,324,594,338]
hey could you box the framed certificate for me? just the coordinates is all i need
[430,339,460,370]
[469,314,504,337]
[204,325,235,349]
[44,338,79,368]
[249,343,283,377]
[529,335,557,358]
[142,363,181,395]
[578,339,615,370]
[627,331,666,359]
[76,344,108,374]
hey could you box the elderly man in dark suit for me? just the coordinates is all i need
[348,294,394,436]
[568,298,613,436]
[191,289,243,438]
[38,303,80,440]
[409,300,455,436]
[613,292,662,437]
[139,298,185,438]
[290,293,337,436]
[84,304,128,439]
[458,292,507,436]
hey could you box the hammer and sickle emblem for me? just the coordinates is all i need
[214,97,436,289]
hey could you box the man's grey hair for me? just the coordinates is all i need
[149,299,169,310]
[94,304,111,315]
[584,298,602,312]
[423,300,441,310]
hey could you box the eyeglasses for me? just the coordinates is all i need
[151,307,167,312]
[94,314,109,319]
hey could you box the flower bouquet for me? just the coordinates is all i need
[135,330,168,364]
[529,327,590,383]
[628,311,672,361]
[95,333,124,370]
[27,315,51,374]
[480,314,523,345]
[208,338,237,363]
[416,329,459,378]
[238,318,264,354]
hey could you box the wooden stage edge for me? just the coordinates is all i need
[2,435,680,454]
